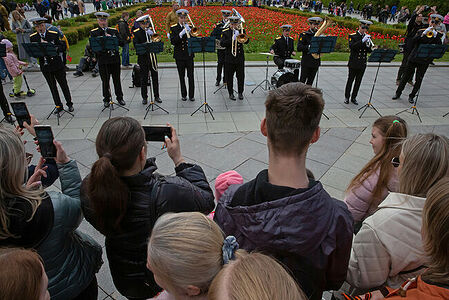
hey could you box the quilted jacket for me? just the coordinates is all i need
[385,276,449,300]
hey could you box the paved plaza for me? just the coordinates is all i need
[5,61,449,299]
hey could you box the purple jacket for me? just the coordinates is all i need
[214,170,353,300]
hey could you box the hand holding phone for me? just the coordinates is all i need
[163,125,185,167]
[10,102,31,129]
[34,126,57,158]
[142,125,172,142]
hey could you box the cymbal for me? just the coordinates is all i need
[260,52,274,56]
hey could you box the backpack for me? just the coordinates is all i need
[131,64,150,87]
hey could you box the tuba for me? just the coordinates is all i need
[311,16,335,59]
[149,16,161,42]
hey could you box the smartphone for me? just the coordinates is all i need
[142,126,172,142]
[34,126,57,158]
[10,102,31,129]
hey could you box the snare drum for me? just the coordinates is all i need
[271,69,298,88]
[284,59,301,70]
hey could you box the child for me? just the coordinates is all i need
[1,39,28,98]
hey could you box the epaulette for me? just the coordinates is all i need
[48,30,57,34]
[30,32,37,36]
[222,28,230,32]
[171,24,177,27]
[349,32,356,35]
[133,28,140,32]
[91,28,99,31]
[276,36,282,39]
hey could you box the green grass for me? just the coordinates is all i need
[68,37,449,64]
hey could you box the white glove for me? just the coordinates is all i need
[179,28,186,38]
[167,33,170,39]
[184,23,191,31]
[146,29,154,36]
[233,29,239,39]
[362,35,370,43]
[422,27,432,36]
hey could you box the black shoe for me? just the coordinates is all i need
[351,99,358,105]
[117,99,126,106]
[53,106,63,114]
[344,98,349,104]
[181,97,187,101]
[68,105,74,112]
[154,97,162,103]
[229,93,236,101]
[142,98,148,105]
[215,81,220,86]
[73,71,84,77]
[392,94,400,100]
[407,80,414,86]
[238,93,244,100]
[4,115,15,124]
[104,101,110,108]
[189,97,195,101]
[92,71,98,77]
[408,97,415,104]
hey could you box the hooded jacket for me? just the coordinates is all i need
[214,170,353,300]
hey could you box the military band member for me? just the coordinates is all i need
[220,16,249,101]
[211,9,231,86]
[393,14,444,104]
[270,24,298,79]
[30,17,73,113]
[297,17,322,85]
[133,15,161,105]
[344,20,374,105]
[90,12,125,108]
[170,9,195,101]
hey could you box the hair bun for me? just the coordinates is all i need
[103,153,113,160]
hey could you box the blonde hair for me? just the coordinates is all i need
[421,177,449,285]
[11,10,23,22]
[208,252,307,300]
[0,128,43,240]
[399,133,449,197]
[147,212,243,295]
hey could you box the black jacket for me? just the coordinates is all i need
[132,26,157,68]
[214,170,353,300]
[90,26,124,65]
[297,29,321,68]
[270,35,294,59]
[170,23,194,60]
[210,20,226,52]
[348,31,372,69]
[80,158,215,299]
[220,27,249,64]
[117,18,132,44]
[404,14,427,53]
[29,29,65,72]
[408,28,443,65]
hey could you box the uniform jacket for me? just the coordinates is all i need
[3,52,27,77]
[80,158,215,299]
[90,26,124,65]
[210,19,226,51]
[165,10,178,33]
[30,29,65,72]
[270,35,294,59]
[214,170,353,300]
[404,14,427,52]
[347,192,428,290]
[220,27,249,64]
[0,160,103,300]
[344,167,398,222]
[348,31,373,69]
[132,26,158,69]
[170,23,194,60]
[408,29,443,65]
[384,276,449,300]
[297,29,321,68]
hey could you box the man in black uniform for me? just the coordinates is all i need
[170,9,195,102]
[211,9,231,86]
[344,20,374,105]
[270,24,298,79]
[133,15,161,105]
[30,17,73,113]
[90,12,125,108]
[297,17,322,86]
[220,16,249,101]
[393,14,444,104]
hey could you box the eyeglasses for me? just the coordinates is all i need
[391,156,400,168]
[430,20,441,24]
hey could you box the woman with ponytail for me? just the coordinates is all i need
[80,117,214,300]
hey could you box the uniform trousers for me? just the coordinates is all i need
[396,50,415,82]
[300,66,318,86]
[99,63,123,101]
[345,66,366,101]
[42,68,73,107]
[226,62,245,94]
[216,49,226,83]
[0,83,11,117]
[139,63,159,100]
[396,61,428,99]
[175,58,195,99]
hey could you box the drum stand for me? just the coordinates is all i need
[314,68,330,120]
[47,106,74,126]
[251,55,274,93]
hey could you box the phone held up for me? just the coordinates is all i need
[34,125,57,158]
[10,102,31,129]
[142,126,172,142]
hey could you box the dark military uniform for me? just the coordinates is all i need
[220,27,249,96]
[90,26,124,104]
[30,29,73,108]
[270,35,294,69]
[211,19,227,84]
[297,29,320,85]
[170,23,195,100]
[133,26,160,101]
[344,31,372,102]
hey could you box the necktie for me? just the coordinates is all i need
[286,37,288,46]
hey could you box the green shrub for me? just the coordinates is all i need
[57,19,72,27]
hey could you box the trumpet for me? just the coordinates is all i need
[366,36,375,48]
[149,16,161,42]
[185,14,199,38]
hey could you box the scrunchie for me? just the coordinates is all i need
[222,235,239,265]
[103,152,113,160]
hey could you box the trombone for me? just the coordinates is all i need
[149,16,161,42]
[185,14,199,38]
[231,9,249,57]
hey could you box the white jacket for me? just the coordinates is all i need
[346,192,428,289]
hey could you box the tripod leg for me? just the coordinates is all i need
[191,103,206,116]
[358,104,370,118]
[444,111,449,117]
[206,104,215,120]
[372,105,382,117]
[322,112,329,120]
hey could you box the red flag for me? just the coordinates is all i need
[67,55,72,62]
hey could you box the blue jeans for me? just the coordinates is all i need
[122,43,129,66]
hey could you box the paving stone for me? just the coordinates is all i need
[320,167,356,192]
[333,153,371,175]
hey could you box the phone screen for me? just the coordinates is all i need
[35,126,57,158]
[142,126,172,142]
[10,102,31,129]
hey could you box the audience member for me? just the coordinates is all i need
[347,133,449,291]
[0,127,102,300]
[214,82,354,300]
[0,2,10,31]
[11,10,38,66]
[1,39,28,98]
[73,42,99,77]
[80,117,215,300]
[117,12,132,67]
[344,116,407,232]
[0,248,49,300]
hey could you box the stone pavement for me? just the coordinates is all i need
[4,62,448,299]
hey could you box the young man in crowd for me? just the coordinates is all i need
[214,82,353,300]
[117,11,132,68]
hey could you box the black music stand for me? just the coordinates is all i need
[90,36,129,119]
[309,36,337,120]
[23,42,74,126]
[251,53,274,93]
[189,37,216,120]
[359,49,397,118]
[135,42,169,119]
[213,38,237,95]
[397,44,448,122]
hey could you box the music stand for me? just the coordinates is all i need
[89,36,129,119]
[397,44,448,122]
[251,53,275,93]
[213,38,237,95]
[23,43,74,126]
[189,37,216,120]
[359,49,397,118]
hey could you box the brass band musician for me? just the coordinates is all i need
[211,10,232,86]
[297,17,323,85]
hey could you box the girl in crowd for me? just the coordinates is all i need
[80,117,214,300]
[11,10,38,66]
[347,133,449,291]
[0,127,102,300]
[345,116,407,231]
[0,248,49,300]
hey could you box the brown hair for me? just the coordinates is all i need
[87,117,146,234]
[121,11,129,18]
[399,134,449,197]
[208,252,307,300]
[265,82,324,155]
[347,116,407,212]
[0,248,44,300]
[421,177,449,285]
